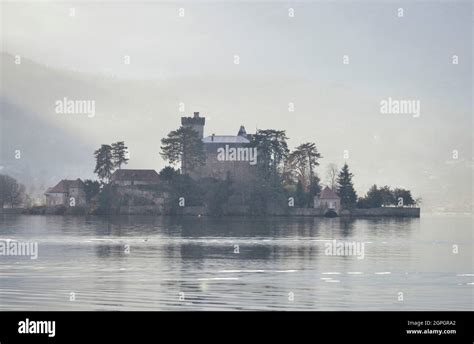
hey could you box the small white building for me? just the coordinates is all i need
[314,186,341,214]
[45,179,86,206]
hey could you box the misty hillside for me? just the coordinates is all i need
[0,99,94,189]
[0,52,472,212]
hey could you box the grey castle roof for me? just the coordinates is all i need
[202,135,250,144]
[111,169,160,183]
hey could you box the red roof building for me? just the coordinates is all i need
[314,186,341,214]
[319,186,339,199]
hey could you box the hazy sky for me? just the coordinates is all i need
[1,0,472,211]
[3,1,471,83]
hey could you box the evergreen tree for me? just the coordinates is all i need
[288,148,307,186]
[288,142,322,194]
[298,142,322,185]
[295,180,306,206]
[336,163,358,209]
[111,141,129,169]
[308,175,322,199]
[94,144,115,183]
[83,180,101,203]
[159,166,180,181]
[250,129,289,176]
[160,126,205,175]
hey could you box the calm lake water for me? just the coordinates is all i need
[0,214,472,311]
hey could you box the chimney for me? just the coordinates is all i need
[193,112,199,118]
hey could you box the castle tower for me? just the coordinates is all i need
[181,112,205,138]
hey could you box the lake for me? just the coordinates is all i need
[0,214,472,311]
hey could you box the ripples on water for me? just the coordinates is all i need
[0,214,472,310]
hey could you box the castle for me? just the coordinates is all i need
[181,112,257,183]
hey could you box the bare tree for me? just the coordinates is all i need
[0,174,26,208]
[326,163,338,190]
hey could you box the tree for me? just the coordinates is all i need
[358,185,414,208]
[246,173,288,215]
[0,174,26,208]
[160,126,205,175]
[360,184,383,208]
[83,180,101,203]
[379,185,395,206]
[95,184,118,214]
[288,149,307,187]
[94,144,115,183]
[308,175,322,199]
[326,163,338,190]
[393,188,415,206]
[250,129,289,176]
[286,171,321,208]
[357,196,369,209]
[295,180,306,206]
[244,129,290,213]
[299,142,322,185]
[111,141,129,169]
[289,142,322,191]
[202,178,233,216]
[336,163,358,209]
[167,174,203,210]
[159,166,180,181]
[281,160,297,189]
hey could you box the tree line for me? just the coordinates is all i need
[93,141,129,183]
[357,185,417,208]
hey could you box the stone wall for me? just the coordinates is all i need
[119,205,162,215]
[190,142,257,184]
[0,208,23,214]
[287,208,323,216]
[174,206,206,216]
[163,206,420,217]
[342,207,420,217]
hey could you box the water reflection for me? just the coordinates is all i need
[0,214,471,311]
